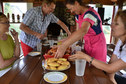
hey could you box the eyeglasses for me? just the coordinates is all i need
[0,21,10,25]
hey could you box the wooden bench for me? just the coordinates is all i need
[107,44,115,57]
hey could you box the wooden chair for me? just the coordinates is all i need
[107,44,115,57]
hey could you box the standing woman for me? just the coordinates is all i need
[55,0,107,62]
[69,10,126,84]
[0,12,20,77]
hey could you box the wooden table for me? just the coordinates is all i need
[0,55,113,84]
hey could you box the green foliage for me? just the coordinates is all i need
[4,3,12,15]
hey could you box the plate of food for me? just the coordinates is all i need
[42,58,70,71]
[28,52,41,56]
[44,72,67,84]
[43,47,71,59]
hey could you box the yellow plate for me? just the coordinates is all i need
[44,72,67,83]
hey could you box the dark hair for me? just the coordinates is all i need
[119,40,126,52]
[65,0,85,6]
[42,0,56,6]
[0,12,6,16]
[0,12,3,16]
[0,12,7,21]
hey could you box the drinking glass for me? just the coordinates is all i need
[37,43,42,52]
[48,40,54,47]
[42,43,50,55]
[75,59,86,76]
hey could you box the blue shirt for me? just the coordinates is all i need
[20,6,59,48]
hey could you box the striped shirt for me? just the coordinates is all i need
[20,6,59,48]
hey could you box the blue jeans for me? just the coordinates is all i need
[115,74,126,84]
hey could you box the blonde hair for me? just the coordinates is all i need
[115,10,126,51]
[115,10,126,29]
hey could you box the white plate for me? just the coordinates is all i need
[28,52,41,56]
[45,64,70,72]
[44,72,67,84]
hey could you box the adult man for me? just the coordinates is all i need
[20,0,71,56]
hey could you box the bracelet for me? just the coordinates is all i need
[89,57,94,66]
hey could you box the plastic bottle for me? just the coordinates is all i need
[58,29,64,45]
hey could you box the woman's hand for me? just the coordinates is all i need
[68,51,87,61]
[10,29,18,40]
[54,44,67,58]
[10,29,20,58]
[67,32,71,37]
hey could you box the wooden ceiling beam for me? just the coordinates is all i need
[117,0,123,9]
[1,0,126,6]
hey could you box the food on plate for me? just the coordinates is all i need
[47,58,58,63]
[58,58,67,61]
[45,66,50,70]
[45,47,71,56]
[44,58,70,70]
[61,61,70,66]
[50,66,57,70]
[57,65,68,70]
[47,62,60,67]
[57,60,63,64]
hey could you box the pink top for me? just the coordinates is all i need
[75,7,107,62]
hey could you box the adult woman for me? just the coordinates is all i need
[0,12,20,76]
[55,0,107,62]
[69,10,126,84]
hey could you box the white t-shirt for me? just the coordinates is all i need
[113,39,126,63]
[113,39,126,78]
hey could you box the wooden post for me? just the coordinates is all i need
[117,0,123,10]
[0,1,3,12]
